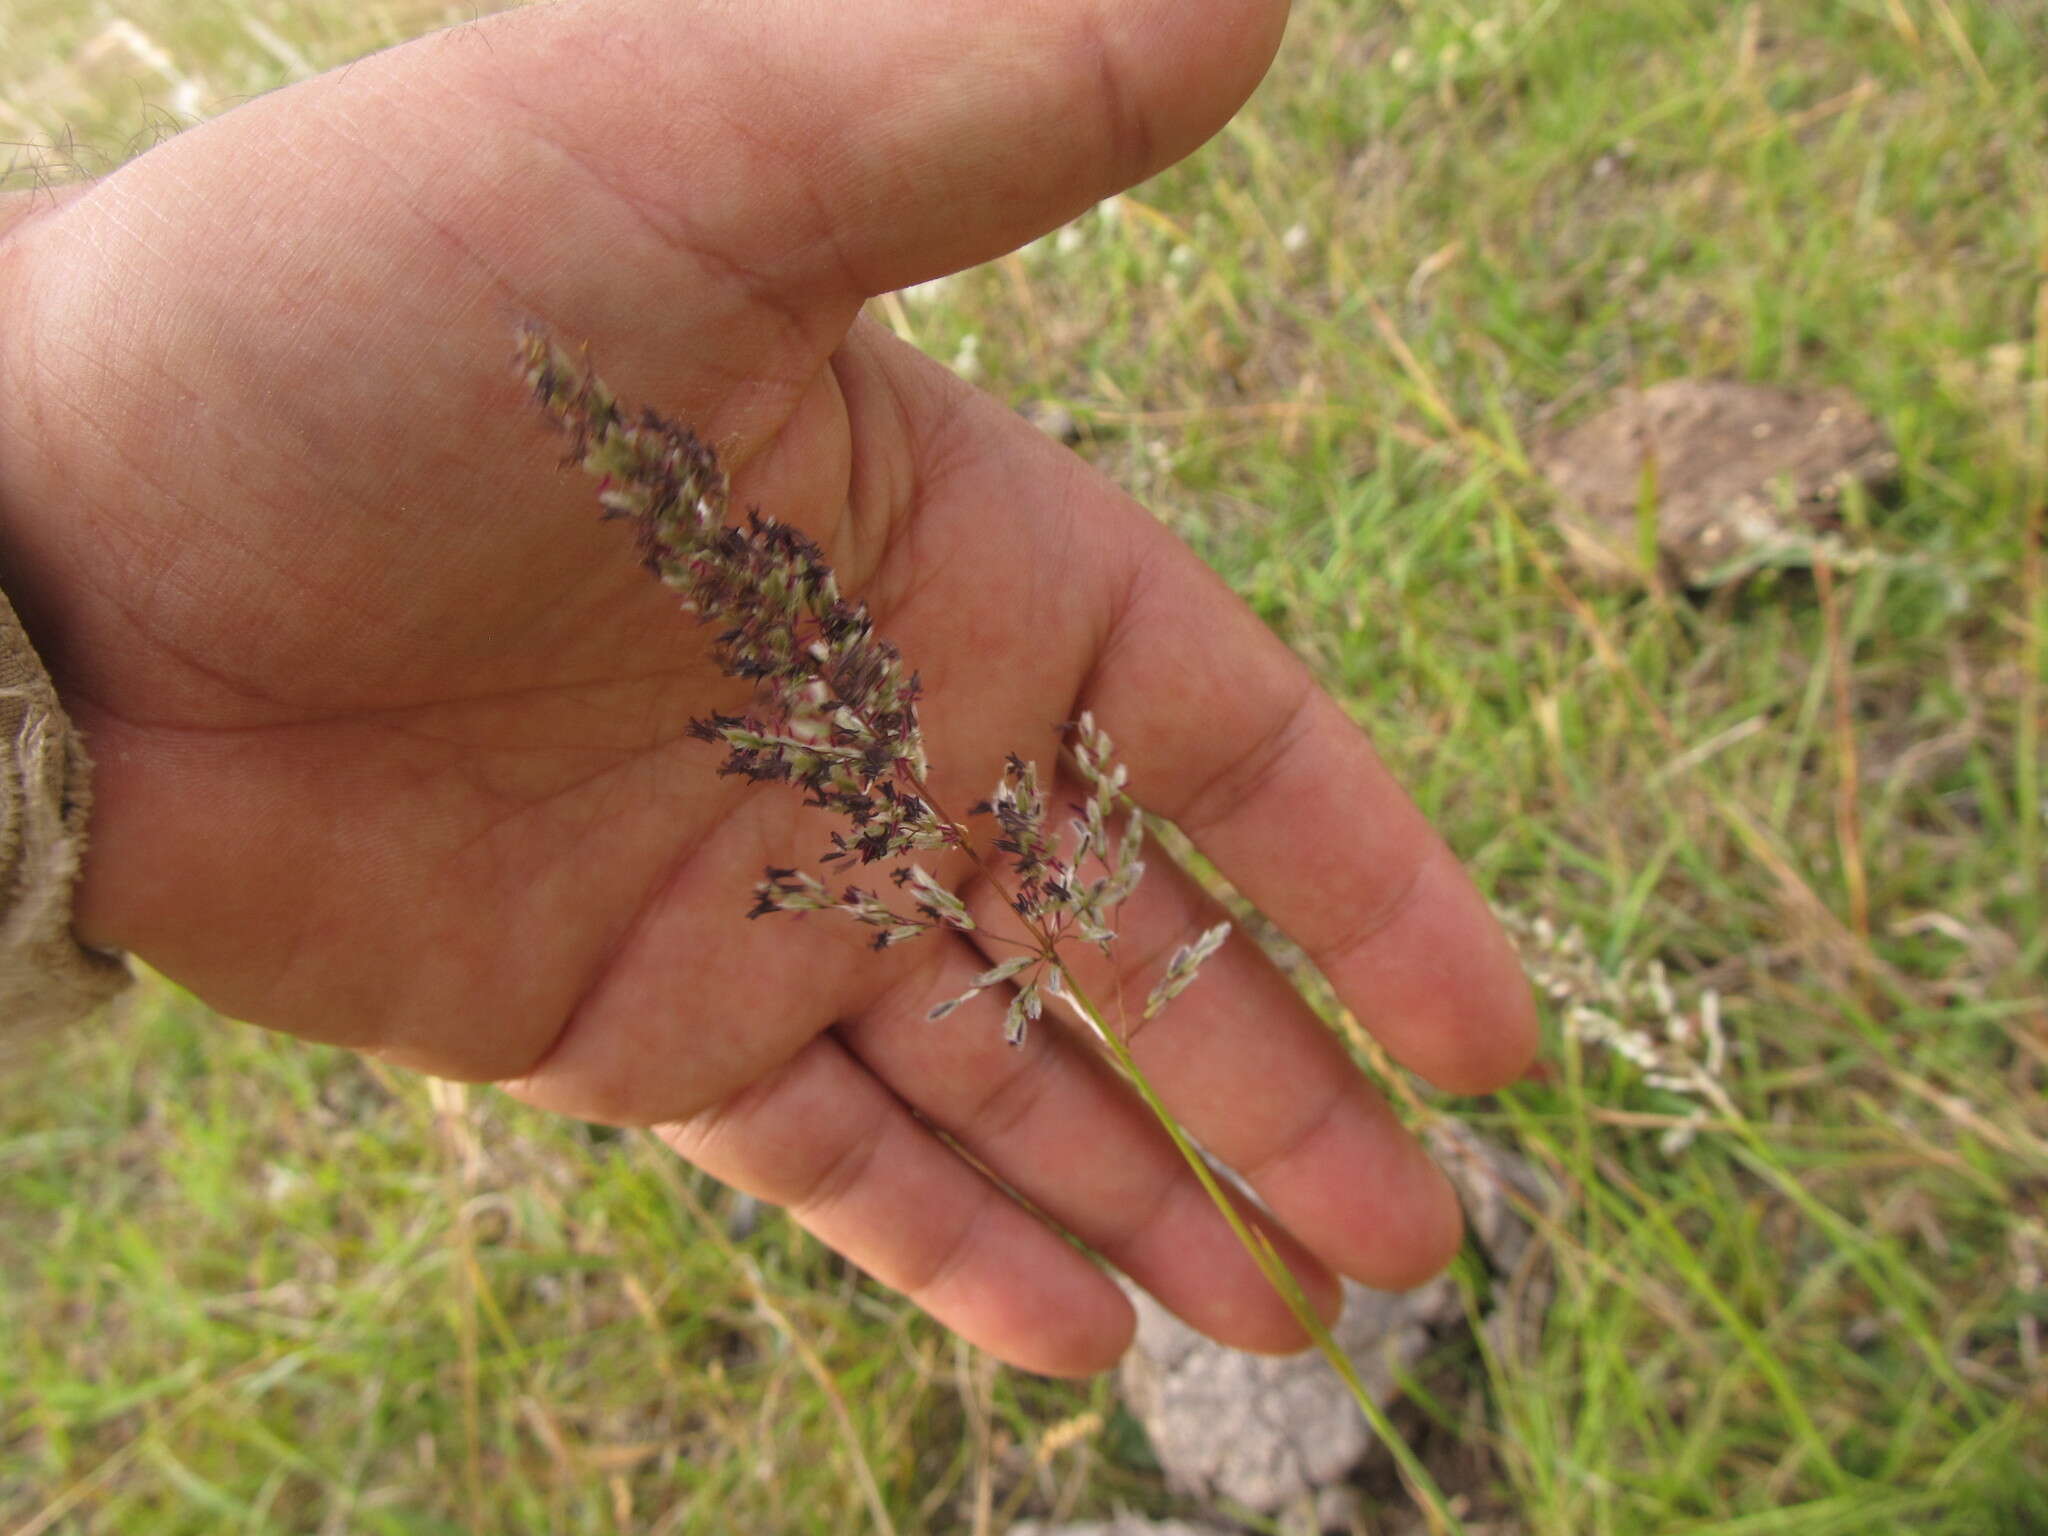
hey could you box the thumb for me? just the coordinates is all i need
[393,0,1292,297]
[12,1,1290,413]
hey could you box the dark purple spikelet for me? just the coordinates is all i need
[956,713,1146,955]
[520,329,958,940]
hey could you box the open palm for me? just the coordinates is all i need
[0,0,1536,1374]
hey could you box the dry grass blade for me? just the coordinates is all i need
[1814,559,1871,942]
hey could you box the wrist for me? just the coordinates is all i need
[0,192,95,706]
[0,187,133,960]
[0,196,133,1020]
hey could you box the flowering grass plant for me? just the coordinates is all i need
[519,327,1221,1042]
[517,327,1468,1525]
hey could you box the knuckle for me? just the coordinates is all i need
[1171,683,1320,839]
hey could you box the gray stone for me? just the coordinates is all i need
[1115,1125,1543,1515]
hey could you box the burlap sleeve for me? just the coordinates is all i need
[0,585,130,1028]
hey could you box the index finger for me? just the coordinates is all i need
[1080,527,1540,1094]
[867,333,1539,1092]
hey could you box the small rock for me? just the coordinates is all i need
[1117,1281,1430,1513]
[1536,378,1895,587]
[1115,1125,1544,1515]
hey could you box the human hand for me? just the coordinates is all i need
[0,0,1537,1375]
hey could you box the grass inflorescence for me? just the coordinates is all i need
[516,325,1485,1522]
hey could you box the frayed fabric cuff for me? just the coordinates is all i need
[0,585,130,1030]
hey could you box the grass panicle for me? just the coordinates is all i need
[520,331,1475,1521]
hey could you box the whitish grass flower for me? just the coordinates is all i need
[1502,909,1733,1154]
[1144,922,1233,1021]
